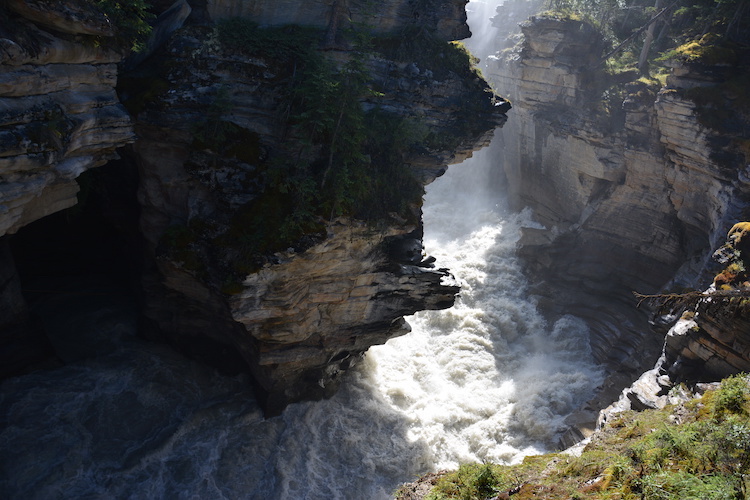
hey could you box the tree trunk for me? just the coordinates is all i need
[323,0,348,49]
[638,0,664,75]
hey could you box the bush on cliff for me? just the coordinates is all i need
[91,0,154,53]
[177,19,432,277]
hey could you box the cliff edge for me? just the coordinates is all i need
[0,0,507,415]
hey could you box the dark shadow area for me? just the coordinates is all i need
[5,151,145,373]
[10,153,142,286]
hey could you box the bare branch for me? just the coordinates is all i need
[633,288,750,316]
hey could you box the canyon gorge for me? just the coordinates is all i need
[2,0,750,498]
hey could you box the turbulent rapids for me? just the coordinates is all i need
[0,141,603,500]
[369,143,603,469]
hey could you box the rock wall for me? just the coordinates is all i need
[0,0,503,413]
[0,0,135,377]
[484,14,750,431]
[127,6,502,413]
[0,4,134,236]
[599,225,750,422]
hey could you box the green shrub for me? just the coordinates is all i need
[426,464,503,500]
[408,376,750,500]
[713,374,749,420]
[91,0,154,53]
[639,470,740,500]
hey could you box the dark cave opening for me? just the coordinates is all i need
[3,151,145,376]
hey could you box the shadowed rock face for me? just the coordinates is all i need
[598,225,750,423]
[0,8,134,237]
[126,2,502,414]
[206,0,472,41]
[0,0,503,413]
[0,1,136,377]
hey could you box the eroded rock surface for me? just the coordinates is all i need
[125,2,502,413]
[0,0,503,413]
[0,3,134,236]
[484,13,750,437]
[0,1,136,376]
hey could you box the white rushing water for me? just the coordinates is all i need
[368,137,603,469]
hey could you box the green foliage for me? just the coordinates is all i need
[657,35,738,65]
[427,464,503,500]
[713,374,749,420]
[196,21,432,273]
[638,470,739,500]
[91,0,154,53]
[543,0,749,86]
[408,376,750,500]
[671,0,750,42]
[182,17,495,277]
[543,0,622,33]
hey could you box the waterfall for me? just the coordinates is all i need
[367,137,603,470]
[0,3,603,499]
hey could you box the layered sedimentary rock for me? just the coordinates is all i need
[126,1,502,413]
[0,0,502,413]
[0,0,135,377]
[0,4,134,236]
[485,14,750,436]
[599,224,750,422]
[662,223,750,381]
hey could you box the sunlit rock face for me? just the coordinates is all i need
[0,2,134,237]
[206,0,472,41]
[128,1,502,414]
[599,225,750,421]
[226,220,460,414]
[486,15,750,404]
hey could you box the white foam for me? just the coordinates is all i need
[367,144,603,469]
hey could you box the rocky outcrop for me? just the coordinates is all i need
[0,1,136,377]
[484,13,750,435]
[123,2,502,413]
[0,0,501,412]
[597,224,750,423]
[661,223,750,381]
[226,221,460,412]
[0,2,135,237]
